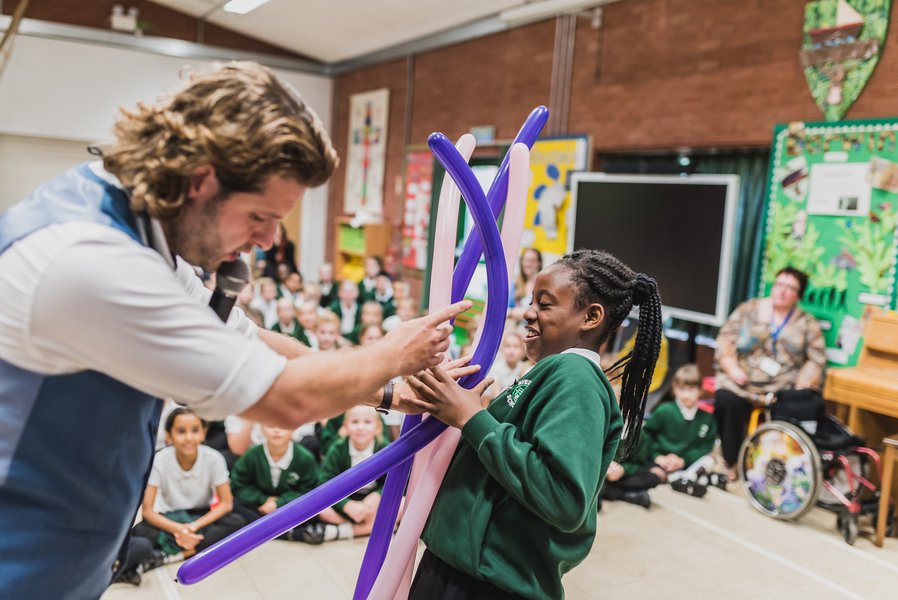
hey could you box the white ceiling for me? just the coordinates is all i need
[149,0,528,64]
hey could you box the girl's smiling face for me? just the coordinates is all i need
[166,413,206,459]
[522,263,603,363]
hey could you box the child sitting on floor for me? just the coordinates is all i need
[602,364,721,507]
[314,405,390,542]
[230,425,322,543]
[119,408,243,583]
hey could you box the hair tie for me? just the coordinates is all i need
[633,274,657,305]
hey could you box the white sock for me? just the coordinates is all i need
[165,552,184,564]
[323,525,340,541]
[323,523,354,541]
[338,522,354,540]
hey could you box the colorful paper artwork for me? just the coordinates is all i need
[344,88,390,214]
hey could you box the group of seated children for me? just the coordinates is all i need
[601,364,725,510]
[115,401,393,586]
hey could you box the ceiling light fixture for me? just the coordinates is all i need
[222,0,271,15]
[499,0,621,28]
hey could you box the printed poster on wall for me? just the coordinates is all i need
[401,151,434,271]
[521,136,591,266]
[760,119,898,366]
[344,88,389,215]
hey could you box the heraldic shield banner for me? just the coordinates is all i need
[801,0,891,122]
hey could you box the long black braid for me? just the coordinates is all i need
[558,249,663,458]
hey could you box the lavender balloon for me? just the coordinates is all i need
[450,105,548,304]
[177,133,510,588]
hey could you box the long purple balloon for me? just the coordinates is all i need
[177,133,510,587]
[351,134,512,599]
[352,414,419,600]
[450,106,548,304]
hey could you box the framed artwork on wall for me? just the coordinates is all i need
[344,88,389,215]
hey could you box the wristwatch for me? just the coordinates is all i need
[376,381,394,415]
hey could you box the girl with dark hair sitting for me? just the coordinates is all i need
[402,249,663,600]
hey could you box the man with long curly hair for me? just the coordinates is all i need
[0,62,468,599]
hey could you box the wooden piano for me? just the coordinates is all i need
[824,310,898,446]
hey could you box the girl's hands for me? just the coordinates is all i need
[174,528,203,550]
[401,366,493,429]
[391,354,481,414]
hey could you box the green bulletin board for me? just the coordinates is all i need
[760,118,898,366]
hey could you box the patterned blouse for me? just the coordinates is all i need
[715,297,827,401]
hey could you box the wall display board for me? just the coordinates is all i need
[760,119,898,366]
[521,136,591,265]
[400,151,434,271]
[344,88,389,215]
[801,0,890,122]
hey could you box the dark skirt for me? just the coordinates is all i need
[409,549,526,600]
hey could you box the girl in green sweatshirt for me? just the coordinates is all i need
[402,249,663,600]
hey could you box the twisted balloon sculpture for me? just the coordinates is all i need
[177,107,548,599]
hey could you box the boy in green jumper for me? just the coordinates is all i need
[402,250,663,600]
[316,405,390,541]
[270,298,312,347]
[229,425,322,542]
[604,364,720,503]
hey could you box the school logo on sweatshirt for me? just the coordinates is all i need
[698,424,710,439]
[284,472,300,486]
[507,379,531,407]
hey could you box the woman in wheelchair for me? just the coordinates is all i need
[714,267,827,481]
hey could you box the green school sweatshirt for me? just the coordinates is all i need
[641,401,717,467]
[230,442,319,508]
[421,352,622,600]
[319,437,390,514]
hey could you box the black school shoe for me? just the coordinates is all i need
[112,566,142,586]
[671,478,707,498]
[140,550,168,572]
[620,490,652,509]
[286,522,326,544]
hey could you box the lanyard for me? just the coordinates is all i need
[770,307,795,357]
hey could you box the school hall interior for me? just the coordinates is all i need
[1,1,897,598]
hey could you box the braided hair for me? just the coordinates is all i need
[558,249,663,457]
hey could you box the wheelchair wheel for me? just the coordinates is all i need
[837,511,859,545]
[738,421,821,520]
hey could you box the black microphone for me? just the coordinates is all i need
[209,259,250,322]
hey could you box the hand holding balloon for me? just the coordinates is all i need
[389,355,481,414]
[403,367,494,429]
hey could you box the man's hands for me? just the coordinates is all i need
[401,366,493,429]
[382,301,471,375]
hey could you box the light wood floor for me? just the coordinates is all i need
[104,484,898,600]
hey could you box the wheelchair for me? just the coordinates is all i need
[738,409,893,545]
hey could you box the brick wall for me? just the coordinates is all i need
[328,0,898,268]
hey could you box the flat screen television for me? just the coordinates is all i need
[569,173,739,326]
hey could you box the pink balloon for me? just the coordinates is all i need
[370,144,531,600]
[362,134,476,600]
[428,133,475,314]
